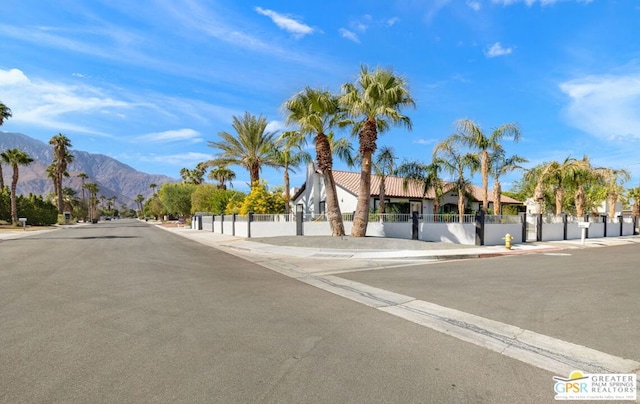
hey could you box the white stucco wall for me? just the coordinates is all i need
[420,222,476,245]
[485,224,522,245]
[542,223,564,241]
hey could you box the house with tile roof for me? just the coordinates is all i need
[291,164,522,216]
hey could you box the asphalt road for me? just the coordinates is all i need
[339,246,640,361]
[0,220,621,403]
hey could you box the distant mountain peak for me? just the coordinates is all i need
[0,131,177,204]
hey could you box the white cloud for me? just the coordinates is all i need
[386,17,400,27]
[485,42,513,57]
[255,7,314,38]
[467,1,482,11]
[492,0,593,6]
[0,68,131,135]
[413,138,437,145]
[133,129,203,144]
[141,152,213,166]
[560,73,640,140]
[339,28,360,44]
[265,120,285,133]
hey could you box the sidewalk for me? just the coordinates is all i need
[161,226,640,260]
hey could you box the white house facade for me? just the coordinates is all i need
[291,164,522,216]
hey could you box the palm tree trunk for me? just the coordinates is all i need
[481,150,489,213]
[534,181,545,214]
[555,187,564,216]
[323,169,345,236]
[315,132,344,236]
[284,167,291,215]
[352,118,377,237]
[0,165,4,189]
[249,164,260,187]
[458,192,465,223]
[607,193,617,220]
[493,180,501,216]
[10,164,19,225]
[378,178,386,215]
[575,184,585,217]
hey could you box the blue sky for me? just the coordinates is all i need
[1,0,640,192]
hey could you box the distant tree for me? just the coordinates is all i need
[207,164,236,190]
[49,133,74,213]
[0,101,12,189]
[433,137,480,221]
[77,172,89,219]
[449,119,521,213]
[84,183,99,222]
[149,182,158,195]
[160,183,197,217]
[275,131,312,214]
[489,146,527,215]
[208,112,281,187]
[135,194,145,216]
[396,161,444,214]
[0,148,33,225]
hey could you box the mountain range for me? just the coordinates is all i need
[0,132,176,206]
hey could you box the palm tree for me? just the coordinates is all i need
[433,138,480,222]
[396,161,444,215]
[207,164,236,190]
[0,148,33,225]
[0,102,12,189]
[450,119,520,213]
[49,133,74,213]
[135,194,145,216]
[276,131,313,214]
[149,183,157,195]
[567,156,602,217]
[84,183,99,222]
[526,159,578,215]
[340,65,415,237]
[602,168,630,219]
[208,111,281,187]
[372,146,397,214]
[489,147,527,215]
[626,186,640,217]
[284,87,346,236]
[77,172,88,220]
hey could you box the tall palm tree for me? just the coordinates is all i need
[276,131,312,214]
[433,138,480,222]
[450,119,520,213]
[135,194,145,216]
[340,65,415,237]
[208,111,281,188]
[84,183,99,222]
[489,147,527,215]
[207,164,236,190]
[77,172,88,207]
[0,102,12,189]
[396,161,444,215]
[0,149,33,225]
[149,183,157,195]
[284,87,346,236]
[602,168,630,219]
[49,133,74,213]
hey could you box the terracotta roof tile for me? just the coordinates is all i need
[332,170,521,204]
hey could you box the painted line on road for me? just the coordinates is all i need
[296,274,640,388]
